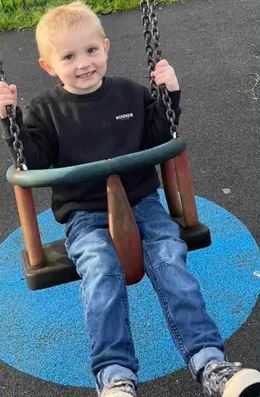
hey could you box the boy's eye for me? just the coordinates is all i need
[63,54,73,61]
[88,47,97,54]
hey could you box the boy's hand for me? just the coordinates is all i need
[0,82,17,118]
[150,59,179,92]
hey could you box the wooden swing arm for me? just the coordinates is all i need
[160,158,183,218]
[161,151,199,229]
[107,175,144,285]
[174,151,199,228]
[13,185,44,268]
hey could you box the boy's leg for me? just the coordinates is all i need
[65,211,138,395]
[134,192,260,396]
[133,192,225,379]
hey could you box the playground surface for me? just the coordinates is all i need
[0,0,259,396]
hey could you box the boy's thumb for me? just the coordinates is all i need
[9,84,17,94]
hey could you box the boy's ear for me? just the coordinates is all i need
[104,38,110,57]
[39,58,56,77]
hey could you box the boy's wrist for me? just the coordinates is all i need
[0,116,12,139]
[168,90,181,108]
[166,83,180,92]
[0,106,22,139]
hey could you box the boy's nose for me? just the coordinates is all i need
[78,62,89,69]
[77,56,90,69]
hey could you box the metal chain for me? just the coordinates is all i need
[140,0,178,139]
[140,0,158,99]
[0,60,27,170]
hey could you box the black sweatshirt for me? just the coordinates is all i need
[1,76,181,223]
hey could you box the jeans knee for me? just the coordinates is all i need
[143,238,187,272]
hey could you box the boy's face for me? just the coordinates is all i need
[40,22,110,95]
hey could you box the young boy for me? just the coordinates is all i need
[1,2,260,397]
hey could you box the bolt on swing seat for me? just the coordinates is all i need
[3,0,211,290]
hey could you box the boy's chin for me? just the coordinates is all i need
[63,81,102,95]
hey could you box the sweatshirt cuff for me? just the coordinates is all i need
[0,106,23,139]
[0,117,12,139]
[168,90,181,110]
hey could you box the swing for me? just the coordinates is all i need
[2,0,211,290]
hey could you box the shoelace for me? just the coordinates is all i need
[102,381,136,397]
[203,361,243,397]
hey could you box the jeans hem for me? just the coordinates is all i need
[188,347,225,381]
[96,364,138,393]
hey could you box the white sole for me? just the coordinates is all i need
[223,369,260,397]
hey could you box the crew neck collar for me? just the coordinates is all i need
[55,77,111,101]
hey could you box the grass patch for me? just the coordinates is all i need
[0,0,179,32]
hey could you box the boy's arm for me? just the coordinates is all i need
[142,59,182,148]
[1,105,58,169]
[142,87,181,149]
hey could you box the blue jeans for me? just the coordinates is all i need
[65,192,225,391]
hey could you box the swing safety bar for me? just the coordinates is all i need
[6,137,186,187]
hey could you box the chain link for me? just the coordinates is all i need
[0,60,27,170]
[140,1,158,99]
[140,0,178,139]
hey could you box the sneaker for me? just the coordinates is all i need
[100,381,136,397]
[201,360,260,397]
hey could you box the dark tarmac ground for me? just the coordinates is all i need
[0,0,259,395]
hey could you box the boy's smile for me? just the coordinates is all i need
[40,22,110,95]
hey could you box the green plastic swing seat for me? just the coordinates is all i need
[7,137,211,290]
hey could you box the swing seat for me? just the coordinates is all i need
[7,137,211,290]
[21,239,81,289]
[21,223,210,290]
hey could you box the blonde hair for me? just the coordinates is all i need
[36,1,106,60]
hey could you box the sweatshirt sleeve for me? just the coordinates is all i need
[142,86,181,149]
[0,105,58,169]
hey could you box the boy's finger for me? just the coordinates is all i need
[0,81,9,88]
[151,68,168,76]
[155,59,169,68]
[0,84,16,96]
